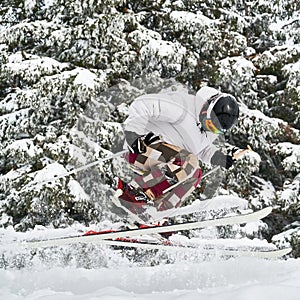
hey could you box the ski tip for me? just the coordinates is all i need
[265,247,293,259]
[262,206,273,215]
[280,247,293,256]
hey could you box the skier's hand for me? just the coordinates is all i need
[125,131,160,154]
[211,150,235,169]
[224,147,243,169]
[225,154,234,169]
[143,132,161,146]
[225,146,254,169]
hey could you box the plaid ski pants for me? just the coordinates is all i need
[125,142,202,211]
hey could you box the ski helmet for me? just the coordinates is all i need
[199,93,239,134]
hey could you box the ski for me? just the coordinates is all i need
[148,196,248,222]
[24,207,272,248]
[89,237,292,259]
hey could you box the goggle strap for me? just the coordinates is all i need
[206,93,223,119]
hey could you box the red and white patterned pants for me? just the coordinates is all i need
[125,142,202,211]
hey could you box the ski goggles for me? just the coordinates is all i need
[205,119,224,134]
[202,93,227,134]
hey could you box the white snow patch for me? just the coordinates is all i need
[24,0,36,13]
[218,56,257,78]
[282,60,300,75]
[146,39,186,58]
[6,138,39,158]
[68,179,90,202]
[250,177,276,208]
[0,108,30,122]
[0,258,299,300]
[31,162,68,184]
[275,142,300,171]
[0,212,299,300]
[0,165,31,182]
[117,103,129,115]
[43,0,55,9]
[6,52,68,72]
[169,10,214,27]
[73,68,98,88]
[242,105,286,126]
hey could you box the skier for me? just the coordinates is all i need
[114,85,239,215]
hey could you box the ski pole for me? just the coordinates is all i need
[201,165,221,180]
[199,146,253,181]
[27,149,128,188]
[162,165,221,195]
[161,145,253,195]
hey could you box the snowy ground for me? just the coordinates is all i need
[0,231,299,300]
[0,257,299,300]
[0,195,299,300]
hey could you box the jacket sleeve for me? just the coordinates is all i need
[124,93,187,136]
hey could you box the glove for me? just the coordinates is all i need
[125,131,160,154]
[211,150,234,169]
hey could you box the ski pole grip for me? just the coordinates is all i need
[233,145,253,160]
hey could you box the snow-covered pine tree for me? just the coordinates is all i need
[0,0,299,257]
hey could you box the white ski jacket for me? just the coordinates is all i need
[124,86,223,164]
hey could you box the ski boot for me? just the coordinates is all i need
[112,179,152,223]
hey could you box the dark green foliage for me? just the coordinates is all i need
[0,0,299,257]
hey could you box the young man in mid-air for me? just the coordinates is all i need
[114,86,240,218]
